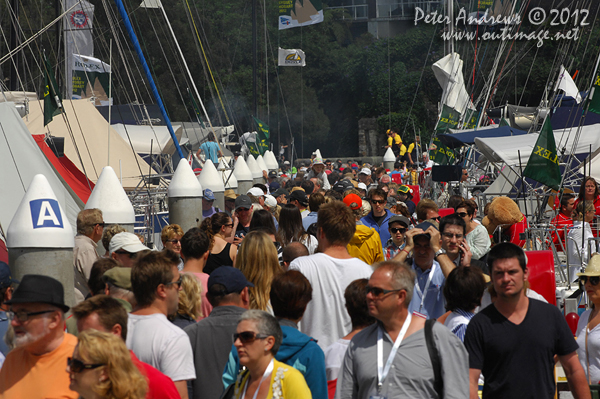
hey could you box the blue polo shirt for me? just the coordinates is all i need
[408,260,446,319]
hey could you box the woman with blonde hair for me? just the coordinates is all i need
[171,273,203,327]
[200,212,237,275]
[67,329,147,399]
[235,231,282,311]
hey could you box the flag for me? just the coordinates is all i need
[63,0,95,97]
[435,104,461,133]
[463,109,479,129]
[278,48,306,67]
[429,137,455,165]
[588,73,600,115]
[43,54,62,126]
[522,118,561,190]
[499,117,510,127]
[279,0,323,30]
[252,117,270,156]
[555,65,582,103]
[71,54,111,105]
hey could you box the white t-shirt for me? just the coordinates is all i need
[289,253,373,349]
[324,338,350,381]
[126,313,196,382]
[576,309,600,384]
[300,235,318,254]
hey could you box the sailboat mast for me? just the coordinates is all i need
[252,0,257,117]
[9,0,20,91]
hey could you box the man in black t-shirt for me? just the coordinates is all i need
[464,243,590,399]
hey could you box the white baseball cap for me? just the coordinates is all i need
[109,232,148,255]
[359,168,372,176]
[247,187,265,197]
[264,195,277,208]
[357,182,367,190]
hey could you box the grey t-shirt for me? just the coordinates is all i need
[335,320,469,399]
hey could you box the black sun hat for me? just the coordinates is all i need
[5,274,69,313]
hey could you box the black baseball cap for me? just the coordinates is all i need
[333,180,354,192]
[289,190,309,206]
[208,266,254,294]
[235,195,253,211]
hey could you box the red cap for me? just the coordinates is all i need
[343,193,362,210]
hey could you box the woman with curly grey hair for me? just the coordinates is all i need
[231,310,311,399]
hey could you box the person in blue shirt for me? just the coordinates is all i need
[360,187,393,249]
[196,132,223,165]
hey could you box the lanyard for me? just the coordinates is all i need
[377,313,412,392]
[241,359,274,399]
[413,264,436,312]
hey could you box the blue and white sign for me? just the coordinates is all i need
[29,199,63,229]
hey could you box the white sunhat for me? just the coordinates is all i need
[109,232,148,255]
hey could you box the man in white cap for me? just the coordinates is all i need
[109,232,149,268]
[246,187,265,207]
[306,158,331,190]
[358,168,372,187]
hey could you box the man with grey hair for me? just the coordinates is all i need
[336,261,469,399]
[74,208,104,280]
[0,275,78,398]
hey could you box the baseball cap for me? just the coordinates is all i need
[264,195,277,208]
[109,232,148,255]
[398,185,413,195]
[272,188,289,197]
[247,187,264,197]
[269,181,280,192]
[0,262,18,288]
[283,161,290,165]
[235,195,253,211]
[359,168,371,176]
[102,267,132,290]
[351,163,359,170]
[289,190,309,206]
[389,215,410,227]
[357,182,367,191]
[268,171,278,179]
[386,196,397,209]
[333,180,354,192]
[208,266,254,293]
[203,188,215,201]
[343,194,362,211]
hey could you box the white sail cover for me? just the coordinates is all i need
[475,124,600,165]
[0,102,80,233]
[432,53,476,115]
[112,124,187,155]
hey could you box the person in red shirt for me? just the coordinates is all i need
[551,193,575,251]
[72,295,181,399]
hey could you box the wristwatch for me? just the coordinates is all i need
[434,248,447,259]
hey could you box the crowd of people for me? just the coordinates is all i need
[0,150,596,399]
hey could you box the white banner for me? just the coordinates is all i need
[278,48,306,67]
[72,55,112,106]
[555,65,582,103]
[64,0,94,98]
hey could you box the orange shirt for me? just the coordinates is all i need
[0,333,78,399]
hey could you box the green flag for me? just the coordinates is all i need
[429,137,455,165]
[463,109,479,129]
[252,116,270,156]
[522,118,561,190]
[499,117,510,127]
[588,74,600,115]
[435,104,461,134]
[43,54,62,126]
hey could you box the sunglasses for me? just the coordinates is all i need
[430,216,441,222]
[366,285,403,298]
[67,357,104,374]
[580,276,600,286]
[370,199,386,205]
[233,331,269,344]
[115,251,137,259]
[390,227,407,234]
[165,276,183,289]
[455,212,469,218]
[7,309,55,322]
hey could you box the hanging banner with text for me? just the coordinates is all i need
[279,0,323,30]
[278,48,306,66]
[72,54,112,106]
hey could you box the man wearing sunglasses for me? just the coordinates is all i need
[108,232,149,268]
[361,188,394,249]
[74,208,104,280]
[464,243,590,399]
[336,261,469,399]
[0,275,78,398]
[127,250,195,399]
[384,215,410,260]
[416,199,440,223]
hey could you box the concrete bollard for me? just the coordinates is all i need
[383,147,396,171]
[168,159,203,233]
[247,155,264,185]
[234,157,253,195]
[198,161,225,212]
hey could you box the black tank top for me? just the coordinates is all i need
[204,243,234,275]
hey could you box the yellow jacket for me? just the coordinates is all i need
[347,224,384,265]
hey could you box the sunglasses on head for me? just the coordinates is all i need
[67,357,104,374]
[366,285,403,298]
[580,276,600,286]
[390,227,407,234]
[233,331,269,344]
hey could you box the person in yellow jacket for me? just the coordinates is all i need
[385,129,404,159]
[343,193,384,264]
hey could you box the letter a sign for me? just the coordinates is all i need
[29,199,64,229]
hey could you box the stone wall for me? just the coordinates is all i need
[358,118,380,157]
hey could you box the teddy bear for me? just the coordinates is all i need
[482,196,527,247]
